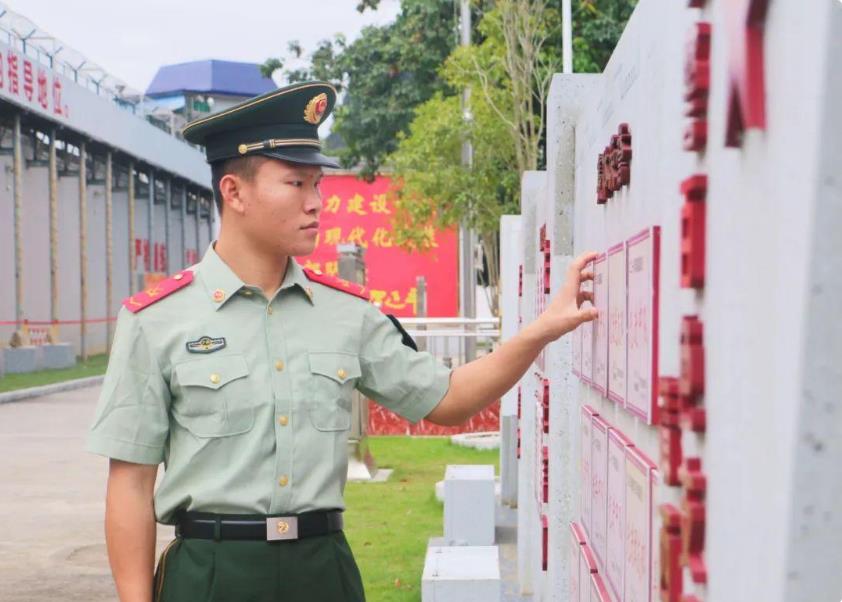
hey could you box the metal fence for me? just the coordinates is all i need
[400,317,501,367]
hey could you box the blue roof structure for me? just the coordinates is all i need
[146,60,276,98]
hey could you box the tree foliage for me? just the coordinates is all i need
[572,0,638,72]
[263,0,461,180]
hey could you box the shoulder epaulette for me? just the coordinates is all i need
[122,269,194,313]
[303,268,369,301]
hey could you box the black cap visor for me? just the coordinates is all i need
[257,147,340,169]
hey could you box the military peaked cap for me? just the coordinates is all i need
[181,81,340,168]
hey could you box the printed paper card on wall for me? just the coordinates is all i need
[591,253,609,394]
[626,227,661,424]
[580,405,598,533]
[580,544,599,602]
[624,446,656,602]
[573,323,583,377]
[607,243,627,405]
[580,256,595,383]
[569,523,586,602]
[649,469,661,602]
[590,573,613,602]
[590,416,610,570]
[606,429,633,601]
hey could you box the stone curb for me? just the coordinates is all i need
[0,375,104,405]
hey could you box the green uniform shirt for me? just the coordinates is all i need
[86,242,453,524]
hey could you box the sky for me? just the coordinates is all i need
[6,0,401,93]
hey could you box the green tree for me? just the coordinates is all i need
[572,0,638,73]
[387,1,635,314]
[388,7,525,315]
[263,0,463,180]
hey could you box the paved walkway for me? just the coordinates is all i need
[0,385,174,601]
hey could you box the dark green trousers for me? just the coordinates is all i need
[153,530,366,602]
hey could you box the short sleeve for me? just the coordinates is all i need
[85,307,171,464]
[356,303,453,425]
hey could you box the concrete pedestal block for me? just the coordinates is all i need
[3,346,43,373]
[40,344,75,370]
[444,464,496,545]
[421,544,501,602]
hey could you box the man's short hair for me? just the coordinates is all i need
[210,155,268,216]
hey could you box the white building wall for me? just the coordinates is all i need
[504,0,842,600]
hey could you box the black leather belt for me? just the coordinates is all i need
[175,509,344,542]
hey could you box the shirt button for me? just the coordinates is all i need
[337,368,347,380]
[209,373,221,384]
[278,415,288,426]
[275,360,284,372]
[278,475,289,487]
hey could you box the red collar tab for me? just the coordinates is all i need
[302,268,370,301]
[122,269,194,313]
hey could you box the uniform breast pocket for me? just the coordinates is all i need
[172,353,255,438]
[306,351,361,432]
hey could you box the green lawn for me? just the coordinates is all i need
[343,435,499,602]
[0,353,108,393]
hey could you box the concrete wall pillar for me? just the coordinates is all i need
[78,141,88,361]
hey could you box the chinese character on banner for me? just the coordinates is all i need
[346,226,368,248]
[369,193,391,215]
[371,227,393,248]
[8,52,19,95]
[324,227,342,246]
[37,69,49,110]
[325,260,338,276]
[22,59,33,101]
[403,287,418,315]
[346,194,367,216]
[303,259,321,272]
[369,289,387,306]
[323,195,341,214]
[52,78,63,116]
[383,290,406,311]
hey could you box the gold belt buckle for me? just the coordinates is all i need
[266,516,299,541]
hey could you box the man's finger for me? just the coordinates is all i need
[578,306,599,323]
[577,291,594,307]
[570,250,598,273]
[579,270,594,282]
[563,252,598,297]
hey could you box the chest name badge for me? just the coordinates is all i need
[186,336,227,354]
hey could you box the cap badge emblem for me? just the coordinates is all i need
[303,93,328,125]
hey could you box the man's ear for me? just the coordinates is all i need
[218,173,246,215]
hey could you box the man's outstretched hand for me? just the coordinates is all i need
[532,250,599,344]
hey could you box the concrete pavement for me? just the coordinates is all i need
[0,385,174,602]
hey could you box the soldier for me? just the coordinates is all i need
[86,80,597,602]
